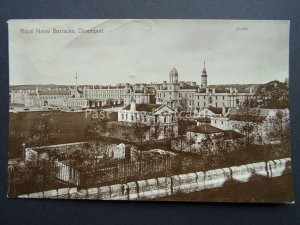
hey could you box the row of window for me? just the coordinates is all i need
[121,113,176,123]
[86,89,127,94]
[39,95,68,100]
[68,102,87,107]
[86,94,122,98]
[195,96,226,100]
[158,93,232,101]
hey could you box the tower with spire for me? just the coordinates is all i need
[201,61,208,88]
[72,72,81,98]
[75,72,78,92]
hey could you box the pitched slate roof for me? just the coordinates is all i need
[195,117,211,123]
[226,108,270,122]
[38,90,70,95]
[123,104,162,112]
[187,124,222,134]
[207,107,230,115]
[207,107,222,114]
[223,130,245,139]
[227,114,266,122]
[180,85,198,90]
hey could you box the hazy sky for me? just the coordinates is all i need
[8,19,289,86]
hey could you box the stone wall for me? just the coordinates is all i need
[18,157,292,200]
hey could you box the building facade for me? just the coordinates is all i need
[117,100,178,140]
[156,64,255,112]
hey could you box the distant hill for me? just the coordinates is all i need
[255,80,288,109]
[10,84,70,90]
[208,84,261,93]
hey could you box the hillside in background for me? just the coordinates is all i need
[255,80,288,109]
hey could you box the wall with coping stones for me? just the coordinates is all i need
[18,157,292,200]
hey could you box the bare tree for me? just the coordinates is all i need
[200,134,215,155]
[186,131,196,153]
[27,113,58,147]
[148,117,163,141]
[15,113,60,194]
[131,121,150,150]
[266,110,290,144]
[231,107,261,146]
[85,116,108,141]
[172,119,192,152]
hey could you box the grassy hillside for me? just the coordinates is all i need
[9,110,117,158]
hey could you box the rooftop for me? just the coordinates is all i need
[187,124,222,134]
[123,104,162,112]
[227,114,267,122]
[223,130,245,140]
[195,117,211,123]
[39,90,70,95]
[207,107,223,115]
[180,85,198,90]
[226,108,284,122]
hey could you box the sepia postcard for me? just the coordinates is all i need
[7,19,294,203]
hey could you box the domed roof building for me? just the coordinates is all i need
[169,67,178,83]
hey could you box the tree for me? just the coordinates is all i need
[131,121,150,150]
[85,116,108,141]
[266,110,290,144]
[27,113,57,188]
[263,110,291,159]
[212,133,242,166]
[172,119,194,152]
[186,131,196,153]
[27,113,58,147]
[200,134,215,155]
[84,116,110,166]
[231,107,261,146]
[130,121,151,176]
[148,118,163,141]
[10,113,61,194]
[255,80,288,109]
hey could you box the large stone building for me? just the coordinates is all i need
[82,83,156,107]
[10,64,256,112]
[83,84,130,107]
[156,67,198,110]
[15,86,89,109]
[156,64,255,112]
[115,100,178,140]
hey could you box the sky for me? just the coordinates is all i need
[8,19,289,86]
